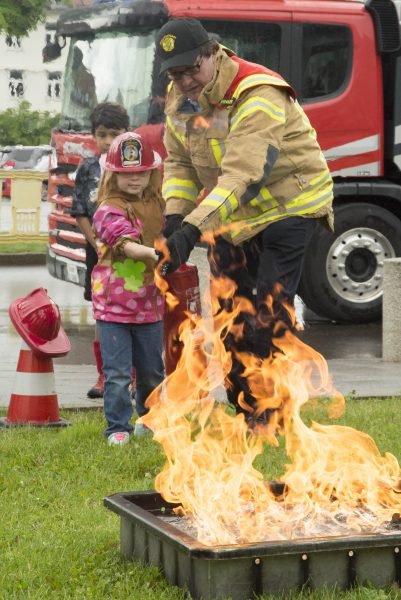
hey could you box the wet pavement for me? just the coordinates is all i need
[0,248,400,409]
[0,263,100,409]
[298,320,381,360]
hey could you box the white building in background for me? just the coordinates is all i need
[0,6,69,114]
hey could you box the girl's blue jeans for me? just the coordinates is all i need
[97,320,164,436]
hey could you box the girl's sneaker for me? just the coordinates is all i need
[108,431,130,446]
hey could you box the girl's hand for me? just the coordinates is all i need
[147,248,158,263]
[123,241,159,262]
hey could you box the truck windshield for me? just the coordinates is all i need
[59,20,281,132]
[60,30,164,132]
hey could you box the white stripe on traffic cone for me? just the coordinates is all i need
[0,340,68,427]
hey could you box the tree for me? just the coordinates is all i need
[0,101,60,146]
[0,0,70,37]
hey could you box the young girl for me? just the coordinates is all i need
[91,131,165,445]
[70,102,129,400]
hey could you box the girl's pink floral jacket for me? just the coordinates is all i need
[91,190,165,324]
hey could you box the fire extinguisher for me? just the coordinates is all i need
[164,263,202,375]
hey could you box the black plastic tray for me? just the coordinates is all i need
[104,490,401,599]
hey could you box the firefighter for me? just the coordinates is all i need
[156,18,334,428]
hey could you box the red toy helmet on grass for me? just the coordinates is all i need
[9,288,70,358]
[105,131,162,172]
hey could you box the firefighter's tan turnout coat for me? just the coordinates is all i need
[162,46,334,245]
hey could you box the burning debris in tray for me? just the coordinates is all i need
[159,506,401,545]
[390,513,401,529]
[157,484,401,544]
[140,274,401,547]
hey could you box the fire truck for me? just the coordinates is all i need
[46,0,401,323]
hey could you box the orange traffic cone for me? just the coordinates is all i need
[0,287,70,428]
[0,340,68,427]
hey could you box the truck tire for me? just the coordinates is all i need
[298,202,401,323]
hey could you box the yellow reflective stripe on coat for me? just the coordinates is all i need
[230,172,333,240]
[209,138,225,166]
[166,116,186,147]
[293,101,317,140]
[202,187,239,219]
[231,96,285,132]
[251,186,279,212]
[286,170,333,208]
[233,74,290,98]
[162,177,199,203]
[251,169,332,211]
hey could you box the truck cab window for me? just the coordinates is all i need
[301,24,351,101]
[60,32,156,131]
[202,20,281,72]
[60,23,282,133]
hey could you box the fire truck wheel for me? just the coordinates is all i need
[298,202,401,323]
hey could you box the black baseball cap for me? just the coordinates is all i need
[156,18,210,74]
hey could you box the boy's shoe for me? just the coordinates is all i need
[87,373,105,398]
[87,374,135,400]
[134,423,152,437]
[108,431,130,446]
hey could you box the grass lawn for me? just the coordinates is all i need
[1,399,401,600]
[0,240,47,254]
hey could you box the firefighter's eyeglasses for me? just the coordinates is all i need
[167,58,204,81]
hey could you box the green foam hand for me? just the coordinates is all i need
[112,258,146,292]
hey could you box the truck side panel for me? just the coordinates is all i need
[295,12,384,178]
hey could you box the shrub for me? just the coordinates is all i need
[0,100,60,146]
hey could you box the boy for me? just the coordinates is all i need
[71,102,129,398]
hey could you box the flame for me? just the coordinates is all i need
[154,237,179,310]
[192,116,211,130]
[144,267,401,546]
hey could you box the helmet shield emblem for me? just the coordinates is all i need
[121,138,142,168]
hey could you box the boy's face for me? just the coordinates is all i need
[115,170,151,197]
[94,125,126,154]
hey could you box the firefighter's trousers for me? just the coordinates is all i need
[208,215,317,422]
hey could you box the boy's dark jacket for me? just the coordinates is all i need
[70,156,101,222]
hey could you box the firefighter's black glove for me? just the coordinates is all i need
[162,214,184,238]
[159,224,200,275]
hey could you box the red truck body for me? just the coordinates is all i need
[46,0,401,322]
